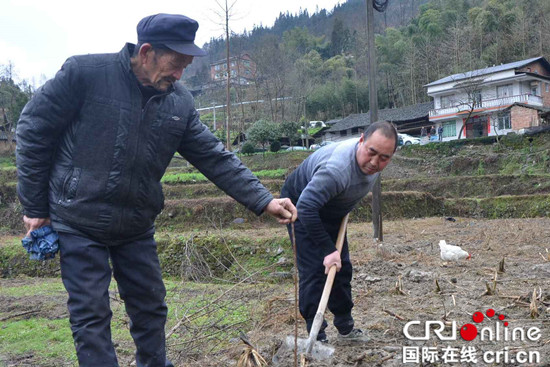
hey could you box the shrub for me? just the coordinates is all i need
[241,142,256,155]
[270,141,281,152]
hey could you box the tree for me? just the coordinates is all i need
[246,119,280,151]
[452,73,486,140]
[212,0,239,151]
[253,34,291,122]
[279,121,301,147]
[0,62,33,149]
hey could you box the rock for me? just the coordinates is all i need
[406,269,433,282]
[531,263,550,276]
[276,257,288,265]
[275,246,284,256]
[363,276,382,283]
[232,218,245,224]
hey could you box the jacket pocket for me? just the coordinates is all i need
[61,167,82,204]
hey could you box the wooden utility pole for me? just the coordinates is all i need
[366,0,383,241]
[224,0,232,151]
[212,102,216,131]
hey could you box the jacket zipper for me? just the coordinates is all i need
[117,88,171,234]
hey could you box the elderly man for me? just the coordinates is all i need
[16,13,296,367]
[281,121,397,343]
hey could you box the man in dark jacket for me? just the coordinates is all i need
[16,14,296,367]
[281,121,397,343]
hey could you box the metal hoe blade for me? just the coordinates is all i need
[272,336,335,365]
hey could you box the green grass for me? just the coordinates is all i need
[162,172,208,183]
[0,318,77,365]
[0,278,66,297]
[0,277,277,364]
[0,157,15,169]
[161,168,286,184]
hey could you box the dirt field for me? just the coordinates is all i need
[2,217,549,366]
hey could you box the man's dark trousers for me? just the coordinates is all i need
[289,218,354,340]
[58,232,173,367]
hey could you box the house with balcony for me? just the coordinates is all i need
[210,54,256,85]
[426,57,550,141]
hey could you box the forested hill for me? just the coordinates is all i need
[184,0,550,122]
[203,0,430,60]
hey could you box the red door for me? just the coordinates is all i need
[465,116,488,138]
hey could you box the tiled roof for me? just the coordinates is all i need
[327,102,433,132]
[425,57,545,87]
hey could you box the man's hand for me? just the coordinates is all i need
[263,198,298,224]
[23,216,51,237]
[323,250,341,274]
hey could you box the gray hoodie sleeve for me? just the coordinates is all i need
[296,166,347,256]
[177,109,273,215]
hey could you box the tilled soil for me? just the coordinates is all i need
[234,218,550,367]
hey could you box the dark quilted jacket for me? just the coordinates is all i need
[16,44,273,240]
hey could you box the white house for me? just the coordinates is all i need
[426,57,550,141]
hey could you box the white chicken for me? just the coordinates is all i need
[439,240,471,261]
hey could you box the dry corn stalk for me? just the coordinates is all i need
[530,288,540,319]
[492,269,498,293]
[483,282,494,296]
[539,248,549,262]
[393,275,407,296]
[435,279,441,293]
[498,257,505,273]
[237,335,267,367]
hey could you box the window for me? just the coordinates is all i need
[497,113,511,130]
[442,121,456,138]
[340,130,348,137]
[531,83,540,96]
[497,84,513,98]
[472,91,482,107]
[351,127,359,134]
[440,95,453,108]
[215,64,220,71]
[546,83,549,93]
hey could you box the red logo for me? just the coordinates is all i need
[459,309,507,341]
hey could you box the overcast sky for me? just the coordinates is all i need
[1,0,342,86]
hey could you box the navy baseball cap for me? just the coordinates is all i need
[137,13,207,56]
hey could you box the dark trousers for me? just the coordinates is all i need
[288,218,354,339]
[58,232,173,367]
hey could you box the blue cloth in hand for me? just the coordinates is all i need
[21,225,60,260]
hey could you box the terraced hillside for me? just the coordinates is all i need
[1,134,550,366]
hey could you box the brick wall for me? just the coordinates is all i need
[511,105,540,130]
[517,61,550,77]
[517,61,550,106]
[542,81,550,106]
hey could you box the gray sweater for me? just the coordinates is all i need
[282,138,379,255]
